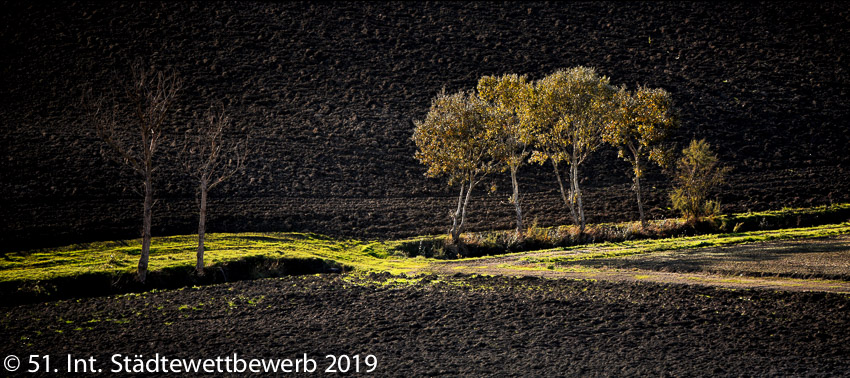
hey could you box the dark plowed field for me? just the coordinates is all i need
[2,275,849,376]
[2,2,850,249]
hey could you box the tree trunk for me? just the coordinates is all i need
[458,181,474,238]
[634,159,646,227]
[139,176,152,283]
[627,143,646,227]
[569,157,586,234]
[196,181,208,274]
[510,165,523,234]
[553,160,579,227]
[449,184,465,242]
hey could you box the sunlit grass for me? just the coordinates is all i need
[1,204,848,286]
[716,203,850,232]
[0,233,430,283]
[721,203,850,220]
[521,222,850,264]
[395,203,850,258]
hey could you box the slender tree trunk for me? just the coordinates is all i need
[627,144,646,227]
[196,181,208,274]
[458,180,474,237]
[450,184,465,242]
[570,158,586,234]
[553,160,579,227]
[634,159,646,227]
[139,175,152,283]
[510,165,523,234]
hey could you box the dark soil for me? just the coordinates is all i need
[1,274,849,376]
[2,2,850,250]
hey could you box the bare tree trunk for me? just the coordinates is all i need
[553,160,579,227]
[450,180,476,242]
[450,184,465,242]
[627,143,646,227]
[180,105,247,274]
[196,181,208,274]
[84,61,181,284]
[510,165,524,234]
[634,158,646,227]
[459,181,474,233]
[569,157,586,234]
[139,176,152,283]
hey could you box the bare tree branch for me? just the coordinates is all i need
[178,103,249,274]
[81,59,182,283]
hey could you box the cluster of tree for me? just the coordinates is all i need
[81,63,727,282]
[83,60,246,283]
[414,66,726,243]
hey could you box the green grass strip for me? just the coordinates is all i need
[0,233,430,283]
[521,222,850,264]
[1,203,848,284]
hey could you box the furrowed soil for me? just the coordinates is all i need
[2,2,850,251]
[2,274,849,376]
[5,3,850,375]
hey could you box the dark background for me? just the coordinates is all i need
[1,2,848,250]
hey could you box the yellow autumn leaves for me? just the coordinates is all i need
[413,66,678,234]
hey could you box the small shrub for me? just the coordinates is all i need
[670,139,730,222]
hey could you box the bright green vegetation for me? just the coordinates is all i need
[0,233,430,283]
[395,203,850,259]
[521,222,850,264]
[724,202,850,220]
[716,203,850,232]
[1,204,848,288]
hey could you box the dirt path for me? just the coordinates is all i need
[422,235,850,293]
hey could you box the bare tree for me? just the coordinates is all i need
[83,60,182,283]
[179,104,247,274]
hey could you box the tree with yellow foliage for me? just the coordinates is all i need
[525,67,615,234]
[670,139,730,222]
[477,74,534,234]
[413,90,495,242]
[604,86,678,226]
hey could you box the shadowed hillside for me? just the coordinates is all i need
[1,2,849,250]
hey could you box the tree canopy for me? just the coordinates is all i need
[413,89,494,186]
[527,66,615,167]
[605,86,678,175]
[477,73,534,233]
[604,85,678,225]
[413,67,692,239]
[413,89,495,241]
[671,139,730,221]
[525,66,616,232]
